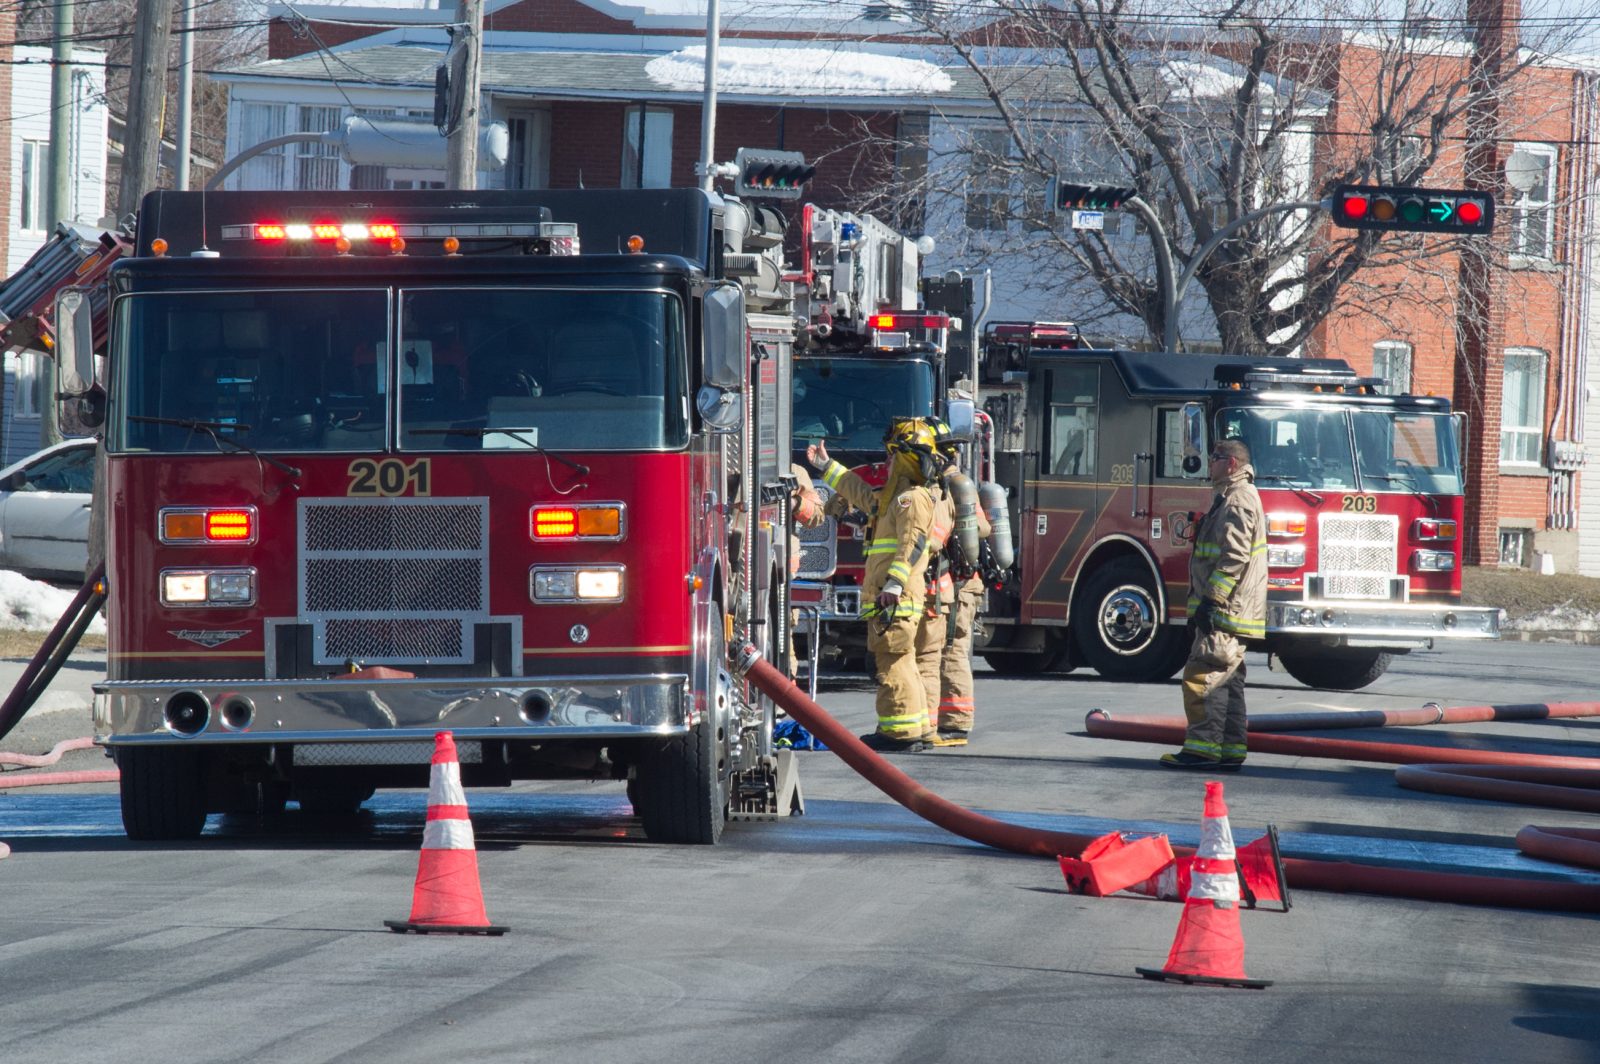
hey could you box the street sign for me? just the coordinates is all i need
[1071,210,1104,231]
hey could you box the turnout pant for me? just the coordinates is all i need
[868,615,928,740]
[937,588,981,732]
[1178,629,1248,761]
[915,606,946,738]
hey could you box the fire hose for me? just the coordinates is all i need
[1085,706,1600,889]
[731,643,1600,911]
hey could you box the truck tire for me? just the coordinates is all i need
[1072,558,1187,683]
[117,746,207,841]
[1277,647,1393,691]
[634,718,726,844]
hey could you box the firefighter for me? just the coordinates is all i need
[786,462,826,679]
[1162,437,1267,771]
[917,419,991,746]
[808,419,944,752]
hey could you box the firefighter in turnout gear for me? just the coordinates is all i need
[916,419,990,746]
[1162,437,1268,771]
[809,419,944,752]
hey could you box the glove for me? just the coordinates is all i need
[1191,599,1216,635]
[876,590,901,613]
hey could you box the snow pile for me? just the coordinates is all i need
[0,571,106,634]
[1158,59,1247,100]
[1502,604,1600,633]
[646,45,954,95]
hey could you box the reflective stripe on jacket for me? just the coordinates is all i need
[822,460,934,620]
[1187,465,1268,639]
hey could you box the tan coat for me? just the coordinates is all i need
[1187,464,1268,640]
[821,460,934,624]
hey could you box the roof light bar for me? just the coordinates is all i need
[220,221,580,244]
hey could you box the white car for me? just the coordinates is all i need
[0,439,95,583]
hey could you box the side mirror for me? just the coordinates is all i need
[945,397,976,441]
[1181,401,1206,476]
[55,288,96,397]
[702,285,745,390]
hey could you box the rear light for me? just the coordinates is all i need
[530,503,626,541]
[1266,512,1306,537]
[530,565,625,603]
[1412,549,1456,572]
[160,507,258,545]
[1267,544,1306,568]
[161,567,257,607]
[1413,518,1458,541]
[868,314,949,330]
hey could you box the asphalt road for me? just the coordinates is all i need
[0,639,1598,1064]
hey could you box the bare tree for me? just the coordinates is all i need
[846,0,1587,354]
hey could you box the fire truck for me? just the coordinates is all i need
[786,206,963,668]
[972,323,1500,688]
[52,185,802,842]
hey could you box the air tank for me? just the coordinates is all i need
[978,480,1014,570]
[944,469,981,565]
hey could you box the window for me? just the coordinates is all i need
[965,128,1011,232]
[1499,528,1531,568]
[234,102,288,189]
[20,140,48,232]
[1507,145,1556,260]
[621,106,673,189]
[1023,172,1057,233]
[1500,348,1546,466]
[9,351,45,418]
[1045,365,1098,476]
[297,105,342,190]
[1159,409,1204,478]
[1372,341,1412,395]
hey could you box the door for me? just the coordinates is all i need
[1022,361,1100,623]
[0,443,95,579]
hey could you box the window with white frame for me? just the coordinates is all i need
[234,102,288,189]
[20,140,48,232]
[1372,340,1412,396]
[504,111,551,190]
[1507,144,1556,261]
[10,351,44,418]
[966,128,1012,232]
[620,106,673,189]
[1500,347,1547,466]
[297,105,342,190]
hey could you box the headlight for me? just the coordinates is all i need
[161,568,257,607]
[530,565,625,603]
[1267,544,1306,568]
[1412,549,1455,572]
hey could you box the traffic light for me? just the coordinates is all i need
[734,148,816,200]
[1329,183,1494,235]
[1054,181,1139,212]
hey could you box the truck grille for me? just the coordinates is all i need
[1317,513,1398,600]
[795,485,838,580]
[299,498,489,665]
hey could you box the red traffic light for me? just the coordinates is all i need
[1339,193,1369,220]
[1457,199,1484,225]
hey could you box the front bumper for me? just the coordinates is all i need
[94,673,689,746]
[1266,600,1499,645]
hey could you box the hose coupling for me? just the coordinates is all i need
[731,641,764,677]
[1422,701,1444,724]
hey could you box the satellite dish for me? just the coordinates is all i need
[1504,150,1543,194]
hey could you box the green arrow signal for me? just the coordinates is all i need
[1428,198,1454,224]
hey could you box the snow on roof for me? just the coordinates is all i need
[1158,58,1247,100]
[646,44,954,94]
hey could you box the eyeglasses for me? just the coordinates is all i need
[1209,452,1231,461]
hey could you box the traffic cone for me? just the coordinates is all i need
[384,731,508,936]
[1136,781,1270,988]
[1059,831,1176,897]
[1125,827,1291,912]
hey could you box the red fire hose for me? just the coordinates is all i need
[732,645,1600,911]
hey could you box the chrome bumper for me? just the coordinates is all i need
[94,674,689,746]
[1266,600,1500,644]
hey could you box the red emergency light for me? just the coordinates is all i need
[869,314,949,330]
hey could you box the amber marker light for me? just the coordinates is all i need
[626,234,645,254]
[162,511,205,541]
[334,237,352,255]
[443,236,461,255]
[151,238,169,257]
[389,237,407,255]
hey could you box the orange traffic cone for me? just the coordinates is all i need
[1125,826,1291,912]
[1059,831,1176,897]
[1136,781,1270,988]
[385,731,508,936]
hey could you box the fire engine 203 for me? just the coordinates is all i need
[973,325,1500,689]
[54,185,802,842]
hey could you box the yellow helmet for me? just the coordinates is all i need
[883,417,946,484]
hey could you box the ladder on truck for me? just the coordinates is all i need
[0,222,131,359]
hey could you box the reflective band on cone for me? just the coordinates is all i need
[385,731,508,936]
[1136,781,1270,988]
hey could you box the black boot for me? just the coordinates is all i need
[859,731,929,753]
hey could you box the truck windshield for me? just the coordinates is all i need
[1351,410,1462,494]
[1217,406,1358,490]
[115,288,390,453]
[398,287,688,451]
[793,357,935,451]
[113,286,689,453]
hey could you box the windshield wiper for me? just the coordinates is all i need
[1254,474,1324,506]
[129,415,302,479]
[1362,468,1440,512]
[409,426,590,475]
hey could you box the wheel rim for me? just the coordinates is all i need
[1097,584,1158,656]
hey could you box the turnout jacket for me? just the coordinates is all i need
[821,460,935,623]
[1188,464,1268,640]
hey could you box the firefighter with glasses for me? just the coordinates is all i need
[916,418,991,746]
[808,418,946,752]
[1162,437,1267,771]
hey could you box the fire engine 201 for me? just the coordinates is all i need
[53,185,802,843]
[973,324,1500,689]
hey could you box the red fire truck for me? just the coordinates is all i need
[973,324,1500,688]
[53,186,801,842]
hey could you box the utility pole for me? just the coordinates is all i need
[118,0,176,216]
[696,0,721,192]
[42,0,74,446]
[175,0,194,190]
[444,0,483,190]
